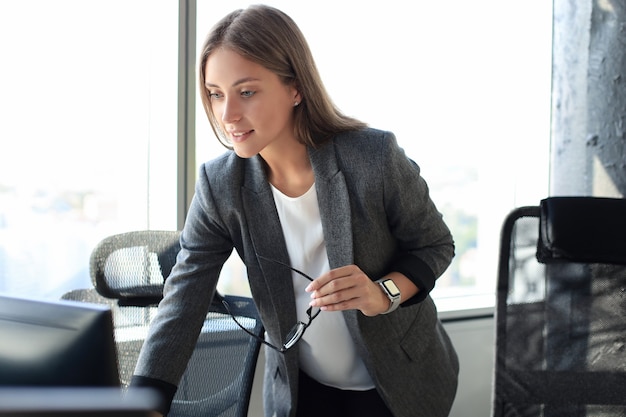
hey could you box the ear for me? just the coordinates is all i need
[288,81,301,104]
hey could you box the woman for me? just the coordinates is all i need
[132,5,459,417]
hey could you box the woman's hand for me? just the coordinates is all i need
[305,265,391,316]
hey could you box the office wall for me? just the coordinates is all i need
[445,314,494,417]
[247,313,495,417]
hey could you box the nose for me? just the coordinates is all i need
[221,97,242,124]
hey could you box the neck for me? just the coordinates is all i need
[261,142,314,197]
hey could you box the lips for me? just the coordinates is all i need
[230,130,253,143]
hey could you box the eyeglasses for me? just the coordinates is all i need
[222,254,321,353]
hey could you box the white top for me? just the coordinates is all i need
[270,183,375,390]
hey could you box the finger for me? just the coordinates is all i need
[310,273,382,315]
[309,282,354,308]
[308,276,351,302]
[305,265,353,292]
[309,271,371,309]
[314,296,358,312]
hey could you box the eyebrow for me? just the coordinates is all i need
[205,76,261,89]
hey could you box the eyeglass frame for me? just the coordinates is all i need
[221,254,321,354]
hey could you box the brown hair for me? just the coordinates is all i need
[198,4,366,149]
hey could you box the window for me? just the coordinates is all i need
[196,0,552,309]
[0,0,178,299]
[0,1,551,312]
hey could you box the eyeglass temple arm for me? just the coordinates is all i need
[221,299,287,354]
[256,254,314,282]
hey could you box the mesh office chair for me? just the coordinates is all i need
[63,230,264,417]
[493,197,626,417]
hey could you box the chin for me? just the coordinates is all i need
[232,146,258,159]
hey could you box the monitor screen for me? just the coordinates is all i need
[0,294,120,387]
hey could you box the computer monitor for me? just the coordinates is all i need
[0,387,162,417]
[0,294,120,387]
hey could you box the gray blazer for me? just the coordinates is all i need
[135,128,459,417]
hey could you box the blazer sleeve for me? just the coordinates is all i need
[133,161,234,403]
[380,131,455,304]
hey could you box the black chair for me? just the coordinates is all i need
[63,230,263,417]
[493,197,626,417]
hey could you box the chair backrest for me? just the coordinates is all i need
[62,230,263,417]
[493,197,626,417]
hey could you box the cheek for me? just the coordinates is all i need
[210,101,223,120]
[258,101,293,126]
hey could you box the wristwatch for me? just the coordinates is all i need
[376,278,401,314]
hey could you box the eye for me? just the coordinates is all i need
[241,90,255,98]
[207,91,223,100]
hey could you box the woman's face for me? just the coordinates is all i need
[204,48,300,158]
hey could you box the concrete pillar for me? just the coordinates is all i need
[551,0,626,197]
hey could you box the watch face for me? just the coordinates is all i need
[382,280,400,297]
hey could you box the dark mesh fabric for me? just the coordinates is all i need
[494,205,626,417]
[63,230,263,417]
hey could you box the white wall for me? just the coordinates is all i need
[445,314,494,417]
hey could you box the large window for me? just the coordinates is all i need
[0,1,551,312]
[0,0,178,299]
[196,0,553,309]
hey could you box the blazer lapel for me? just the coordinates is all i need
[241,156,297,339]
[309,143,362,343]
[308,142,354,269]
